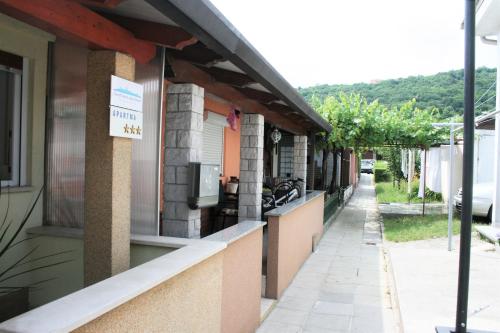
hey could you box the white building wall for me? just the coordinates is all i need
[474,130,495,184]
[440,144,464,204]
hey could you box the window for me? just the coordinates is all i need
[202,111,226,174]
[0,50,26,187]
[279,134,294,178]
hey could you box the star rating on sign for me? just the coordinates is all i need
[122,123,141,136]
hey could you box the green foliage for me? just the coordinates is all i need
[314,92,446,151]
[300,67,496,119]
[375,181,411,203]
[378,147,404,183]
[383,214,461,242]
[410,184,443,202]
[374,160,388,170]
[374,169,390,182]
[0,187,72,295]
[375,180,442,204]
[373,161,390,184]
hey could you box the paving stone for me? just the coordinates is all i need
[256,321,303,333]
[304,312,352,331]
[312,301,354,316]
[265,308,309,326]
[388,218,500,332]
[321,282,358,295]
[282,286,321,300]
[258,175,398,332]
[318,291,355,304]
[277,296,317,312]
[351,315,387,333]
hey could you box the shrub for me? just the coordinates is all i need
[410,184,442,201]
[374,168,390,182]
[374,160,388,170]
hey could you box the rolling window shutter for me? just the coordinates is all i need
[202,112,226,174]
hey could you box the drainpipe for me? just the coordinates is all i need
[480,35,497,45]
[455,1,475,332]
[492,33,500,229]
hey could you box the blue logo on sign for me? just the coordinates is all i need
[113,87,141,99]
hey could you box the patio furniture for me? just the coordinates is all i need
[211,180,239,233]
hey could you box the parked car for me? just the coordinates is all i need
[454,183,493,221]
[361,159,374,174]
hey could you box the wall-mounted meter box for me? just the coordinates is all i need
[187,162,220,209]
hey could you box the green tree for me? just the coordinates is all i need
[378,147,404,187]
[300,67,496,120]
[312,93,447,191]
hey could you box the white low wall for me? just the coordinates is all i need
[0,222,265,333]
[21,227,176,308]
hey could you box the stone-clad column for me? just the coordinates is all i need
[293,135,308,196]
[84,51,134,286]
[239,114,264,221]
[163,84,204,238]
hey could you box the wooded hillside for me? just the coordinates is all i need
[298,67,496,119]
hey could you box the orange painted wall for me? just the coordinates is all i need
[160,88,240,225]
[204,97,240,185]
[266,194,324,299]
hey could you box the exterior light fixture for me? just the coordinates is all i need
[270,128,282,145]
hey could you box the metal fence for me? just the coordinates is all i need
[323,189,343,224]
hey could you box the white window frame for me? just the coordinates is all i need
[1,57,29,188]
[202,111,227,175]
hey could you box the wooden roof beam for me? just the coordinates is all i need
[0,0,156,64]
[198,66,256,87]
[169,42,224,66]
[102,13,198,50]
[167,57,308,134]
[267,102,296,114]
[236,87,280,104]
[75,0,124,8]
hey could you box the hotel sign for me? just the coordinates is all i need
[109,75,143,139]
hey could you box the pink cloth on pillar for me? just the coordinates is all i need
[226,109,239,131]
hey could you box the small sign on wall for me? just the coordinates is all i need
[109,75,143,139]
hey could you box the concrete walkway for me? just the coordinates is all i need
[258,175,399,333]
[379,202,447,216]
[388,234,500,332]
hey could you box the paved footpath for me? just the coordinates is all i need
[258,175,399,333]
[388,232,500,332]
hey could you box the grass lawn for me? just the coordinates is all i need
[374,160,388,170]
[375,180,442,204]
[376,181,413,203]
[383,214,460,242]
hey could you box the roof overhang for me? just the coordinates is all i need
[476,0,500,36]
[144,0,332,133]
[1,0,331,133]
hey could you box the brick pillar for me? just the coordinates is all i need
[84,51,134,286]
[239,114,264,221]
[293,135,308,196]
[163,84,204,238]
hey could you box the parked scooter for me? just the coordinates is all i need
[262,178,304,215]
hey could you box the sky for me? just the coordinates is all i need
[209,0,497,88]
